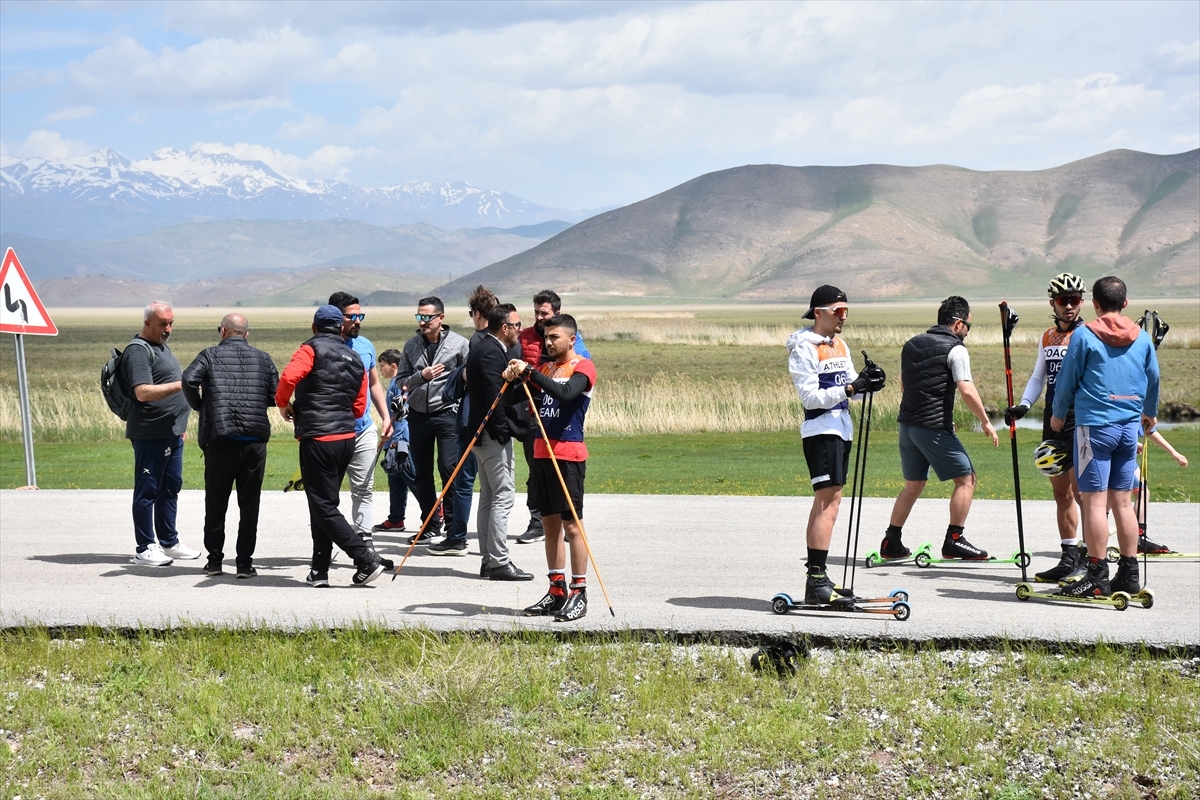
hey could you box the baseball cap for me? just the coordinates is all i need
[802,285,848,319]
[313,304,344,332]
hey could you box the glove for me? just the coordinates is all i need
[1004,404,1029,426]
[849,373,870,395]
[863,363,886,393]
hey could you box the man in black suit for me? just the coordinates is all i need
[466,303,533,581]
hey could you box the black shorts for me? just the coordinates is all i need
[528,458,585,518]
[803,434,851,490]
[1042,409,1075,469]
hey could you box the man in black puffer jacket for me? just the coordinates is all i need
[879,296,999,562]
[183,313,279,579]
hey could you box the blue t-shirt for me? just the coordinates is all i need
[349,335,376,433]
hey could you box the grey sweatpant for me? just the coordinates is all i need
[346,426,378,535]
[475,431,514,569]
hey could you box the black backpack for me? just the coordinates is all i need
[100,338,156,421]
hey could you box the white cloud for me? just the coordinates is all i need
[191,141,376,180]
[0,129,95,160]
[1157,39,1200,68]
[44,105,98,123]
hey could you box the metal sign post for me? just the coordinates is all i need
[0,248,61,489]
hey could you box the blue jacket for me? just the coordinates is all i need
[385,378,410,448]
[1052,318,1159,426]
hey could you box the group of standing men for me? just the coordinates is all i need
[788,274,1164,605]
[118,288,599,619]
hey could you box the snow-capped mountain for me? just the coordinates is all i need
[0,148,585,240]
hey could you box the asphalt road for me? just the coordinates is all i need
[1,490,1197,647]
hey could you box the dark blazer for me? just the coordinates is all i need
[466,332,520,443]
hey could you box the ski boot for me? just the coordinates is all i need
[941,532,989,560]
[1055,559,1110,599]
[880,536,911,560]
[1137,533,1171,554]
[523,575,568,617]
[804,572,856,608]
[1110,556,1155,608]
[555,583,588,622]
[1034,544,1081,583]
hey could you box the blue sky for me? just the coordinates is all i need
[1,0,1197,210]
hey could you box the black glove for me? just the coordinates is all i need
[1004,404,1029,426]
[849,373,870,395]
[863,363,886,393]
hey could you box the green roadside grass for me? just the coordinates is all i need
[2,628,1197,800]
[4,427,1198,501]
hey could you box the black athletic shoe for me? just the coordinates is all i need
[1035,544,1081,583]
[516,522,545,545]
[235,565,256,580]
[203,558,223,577]
[879,537,911,559]
[352,559,385,586]
[406,529,439,546]
[555,587,587,622]
[1138,534,1170,554]
[524,578,568,616]
[941,533,989,560]
[1110,556,1141,594]
[1055,561,1110,598]
[306,570,329,588]
[429,538,468,556]
[804,573,855,607]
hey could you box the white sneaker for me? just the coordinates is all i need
[162,541,202,560]
[132,545,173,567]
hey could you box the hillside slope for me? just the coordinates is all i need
[439,149,1199,300]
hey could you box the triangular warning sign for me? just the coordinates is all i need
[0,248,58,336]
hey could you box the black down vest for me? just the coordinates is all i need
[182,336,279,448]
[293,333,365,440]
[898,326,962,431]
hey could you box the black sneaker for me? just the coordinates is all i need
[1035,544,1081,583]
[1056,561,1110,598]
[879,537,911,559]
[554,586,588,622]
[203,559,223,577]
[352,559,385,586]
[524,578,568,616]
[406,529,439,545]
[941,533,989,560]
[1138,534,1170,554]
[1110,556,1141,594]
[804,573,855,607]
[429,539,469,556]
[306,570,329,588]
[235,565,257,580]
[516,523,545,545]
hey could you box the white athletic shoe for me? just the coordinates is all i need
[132,545,173,567]
[162,542,202,560]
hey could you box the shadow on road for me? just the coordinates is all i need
[666,596,771,612]
[399,602,522,617]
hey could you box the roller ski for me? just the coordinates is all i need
[1015,559,1145,610]
[1107,535,1198,562]
[771,573,912,621]
[1109,555,1154,609]
[912,538,1032,570]
[863,537,918,568]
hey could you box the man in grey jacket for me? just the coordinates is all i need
[182,312,279,579]
[398,296,471,543]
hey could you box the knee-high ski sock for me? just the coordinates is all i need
[806,548,828,575]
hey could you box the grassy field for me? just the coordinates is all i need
[1,302,1197,496]
[2,628,1197,799]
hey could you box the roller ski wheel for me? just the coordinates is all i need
[770,591,913,620]
[1015,582,1132,610]
[913,543,1028,569]
[863,550,920,568]
[1106,546,1120,564]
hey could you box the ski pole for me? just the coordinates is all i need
[848,387,874,593]
[392,380,510,580]
[999,302,1029,582]
[840,376,869,589]
[1139,432,1149,590]
[521,379,616,617]
[840,351,876,591]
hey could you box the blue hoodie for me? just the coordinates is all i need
[1052,315,1159,426]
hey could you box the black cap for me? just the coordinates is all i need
[802,285,848,319]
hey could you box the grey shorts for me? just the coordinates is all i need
[898,423,974,482]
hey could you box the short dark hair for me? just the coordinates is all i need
[533,290,562,312]
[468,285,498,317]
[544,313,577,336]
[328,291,359,310]
[378,348,402,366]
[937,296,971,327]
[417,296,444,314]
[487,303,517,333]
[1092,276,1127,313]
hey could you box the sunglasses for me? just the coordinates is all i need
[953,317,972,331]
[1054,295,1083,307]
[344,313,366,322]
[503,320,522,329]
[816,306,849,319]
[415,313,442,323]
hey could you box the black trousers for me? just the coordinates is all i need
[408,409,460,533]
[203,439,267,567]
[299,437,373,573]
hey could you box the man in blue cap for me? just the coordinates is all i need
[276,305,390,587]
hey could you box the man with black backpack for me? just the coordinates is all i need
[121,300,201,567]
